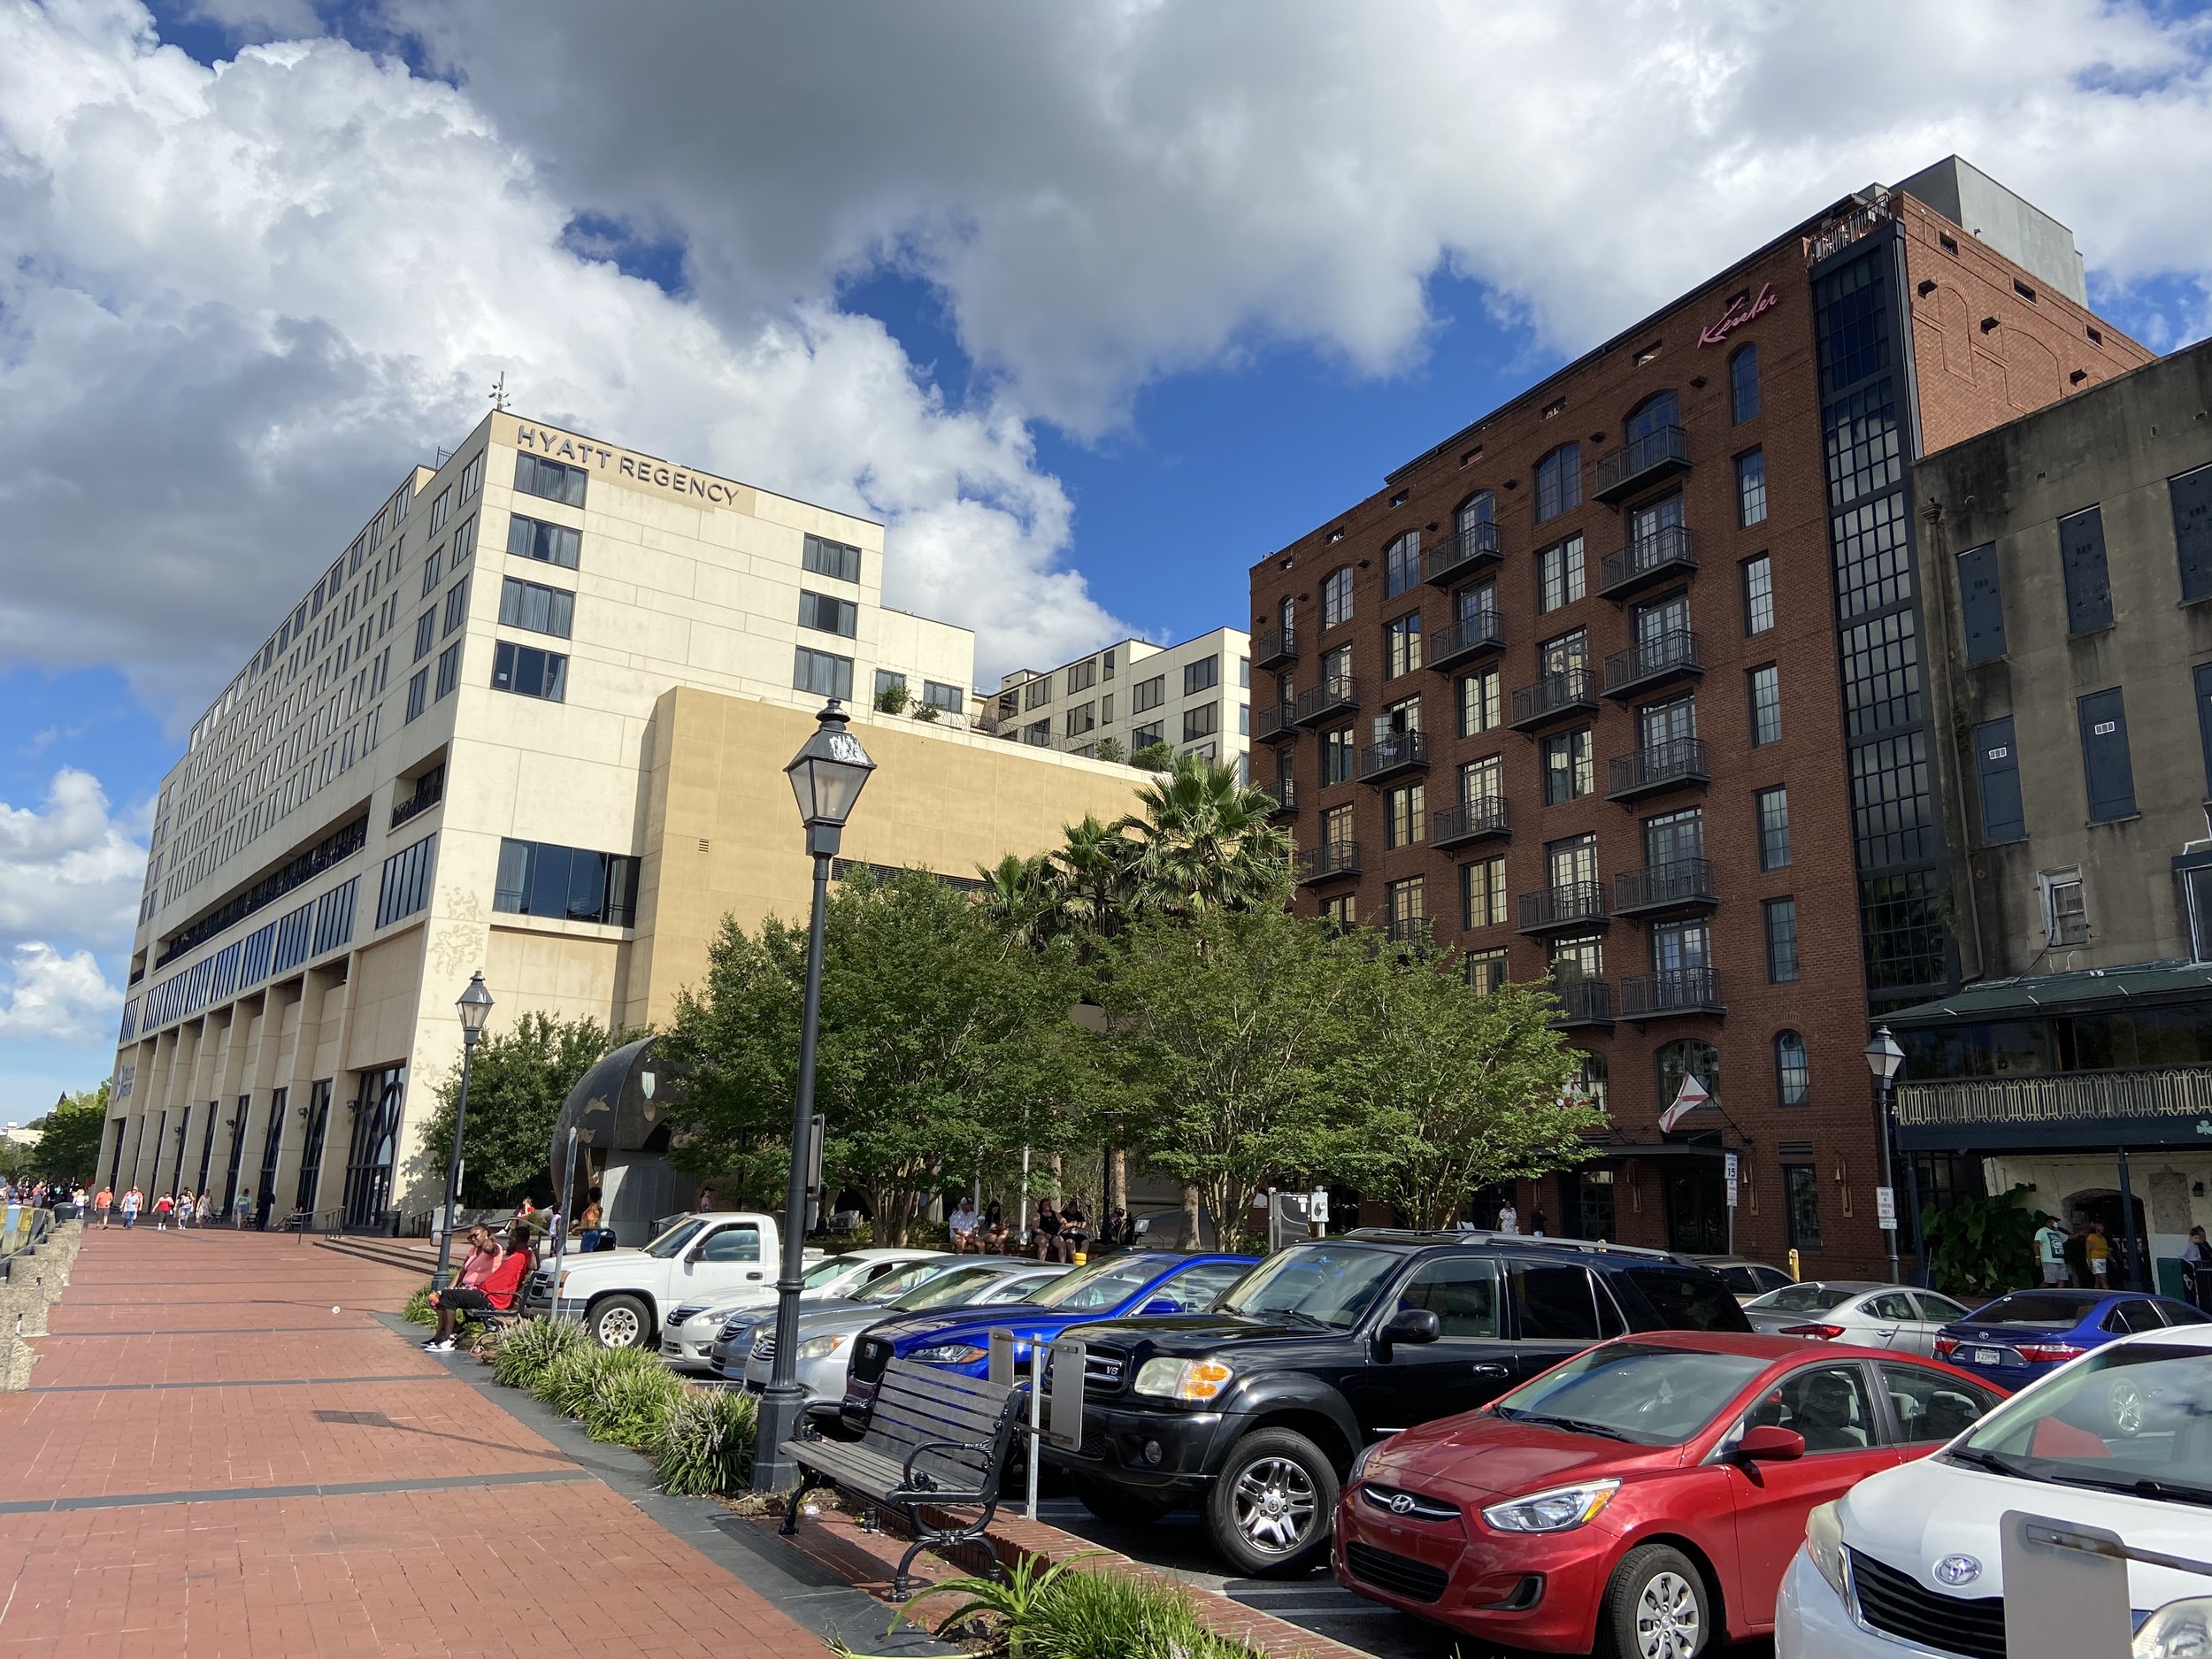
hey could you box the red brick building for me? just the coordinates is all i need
[1248,160,2152,1277]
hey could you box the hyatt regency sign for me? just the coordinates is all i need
[511,419,755,511]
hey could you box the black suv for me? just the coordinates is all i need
[1043,1229,1748,1575]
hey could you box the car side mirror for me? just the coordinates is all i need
[1140,1297,1183,1316]
[1736,1425,1806,1462]
[1377,1307,1440,1348]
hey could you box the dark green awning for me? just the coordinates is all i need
[1882,961,2212,1026]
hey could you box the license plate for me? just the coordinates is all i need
[1974,1348,2002,1365]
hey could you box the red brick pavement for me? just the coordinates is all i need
[0,1228,834,1658]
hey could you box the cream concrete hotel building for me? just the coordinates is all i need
[990,629,1253,779]
[103,412,1147,1227]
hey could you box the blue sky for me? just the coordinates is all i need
[4,0,2211,1113]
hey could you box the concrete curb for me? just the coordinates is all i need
[1,1219,83,1388]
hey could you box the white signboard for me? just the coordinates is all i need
[1876,1186,1897,1231]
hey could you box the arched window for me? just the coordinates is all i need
[1625,391,1680,444]
[1657,1039,1720,1128]
[1384,532,1421,599]
[1321,566,1354,629]
[1775,1030,1809,1105]
[1535,444,1581,522]
[1455,490,1496,549]
[1568,1050,1608,1116]
[1730,344,1761,424]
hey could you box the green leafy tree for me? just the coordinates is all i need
[1092,736,1126,764]
[1348,962,1597,1229]
[657,921,805,1209]
[1098,907,1366,1248]
[31,1082,109,1183]
[1921,1186,2044,1297]
[873,681,911,715]
[421,1014,637,1206]
[1129,741,1174,772]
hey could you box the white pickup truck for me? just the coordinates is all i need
[523,1211,791,1348]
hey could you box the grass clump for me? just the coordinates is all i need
[402,1286,434,1325]
[492,1315,589,1390]
[905,1554,1254,1659]
[656,1385,758,1495]
[577,1348,687,1448]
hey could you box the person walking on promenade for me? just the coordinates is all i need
[153,1192,174,1231]
[2087,1219,2112,1287]
[95,1187,112,1228]
[2034,1217,2069,1287]
[120,1187,142,1229]
[196,1191,213,1226]
[175,1190,194,1231]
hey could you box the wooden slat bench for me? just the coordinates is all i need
[780,1356,1023,1598]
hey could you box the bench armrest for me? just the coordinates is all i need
[901,1438,992,1491]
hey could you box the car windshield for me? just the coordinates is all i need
[801,1254,872,1289]
[1028,1256,1172,1311]
[1491,1342,1770,1446]
[854,1260,956,1304]
[888,1265,1006,1310]
[1749,1284,1857,1314]
[1967,1294,2098,1327]
[642,1219,706,1260]
[1212,1244,1402,1329]
[1951,1344,2212,1504]
[1624,1270,1752,1332]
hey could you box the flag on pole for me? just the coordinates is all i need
[1659,1073,1710,1134]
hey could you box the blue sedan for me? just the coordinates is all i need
[839,1250,1256,1432]
[1934,1286,2210,1394]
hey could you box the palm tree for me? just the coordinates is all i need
[1124,753,1293,921]
[976,852,1056,953]
[1048,814,1140,948]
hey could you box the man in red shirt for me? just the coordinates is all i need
[424,1247,530,1352]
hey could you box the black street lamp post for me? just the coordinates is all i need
[1864,1025,1906,1286]
[752,700,874,1492]
[434,972,495,1289]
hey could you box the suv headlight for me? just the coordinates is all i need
[2138,1598,2212,1659]
[910,1343,988,1365]
[1133,1358,1235,1402]
[1804,1501,1848,1599]
[1480,1479,1621,1533]
[796,1333,849,1362]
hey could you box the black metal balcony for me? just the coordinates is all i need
[1593,424,1691,503]
[1597,525,1697,601]
[1613,858,1717,919]
[1603,629,1703,699]
[1426,611,1506,672]
[1359,731,1428,784]
[1618,967,1724,1019]
[1297,841,1361,885]
[1293,675,1359,728]
[1385,915,1430,946]
[1548,977,1614,1028]
[1431,795,1509,851]
[1424,521,1503,587]
[1254,625,1297,670]
[1606,738,1710,803]
[1253,702,1296,743]
[1265,777,1297,818]
[390,765,445,829]
[1509,668,1598,732]
[1517,880,1609,934]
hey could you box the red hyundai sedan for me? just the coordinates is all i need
[1332,1332,2005,1658]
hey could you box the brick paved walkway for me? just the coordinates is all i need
[0,1228,839,1659]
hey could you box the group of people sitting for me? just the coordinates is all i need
[948,1196,1139,1263]
[422,1222,538,1351]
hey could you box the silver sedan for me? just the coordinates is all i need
[1744,1280,1975,1356]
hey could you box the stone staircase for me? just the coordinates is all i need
[313,1233,442,1274]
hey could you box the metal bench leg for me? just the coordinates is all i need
[891,1535,933,1601]
[780,1471,819,1538]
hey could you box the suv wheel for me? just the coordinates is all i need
[1204,1427,1338,1577]
[589,1294,651,1348]
[1598,1543,1711,1659]
[1074,1480,1176,1528]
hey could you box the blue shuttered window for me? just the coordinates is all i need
[1955,544,2006,664]
[1972,718,2025,842]
[2077,688,2137,822]
[2059,507,2114,634]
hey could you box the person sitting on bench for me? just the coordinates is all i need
[425,1244,529,1351]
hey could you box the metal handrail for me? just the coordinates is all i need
[1896,1065,2212,1127]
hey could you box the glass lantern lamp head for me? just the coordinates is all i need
[1863,1025,1905,1087]
[456,972,495,1045]
[786,699,876,857]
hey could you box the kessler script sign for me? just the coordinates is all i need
[503,416,757,513]
[1699,282,1778,347]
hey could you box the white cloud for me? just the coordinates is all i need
[0,768,146,949]
[0,943,123,1048]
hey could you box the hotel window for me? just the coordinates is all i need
[459,451,484,499]
[493,641,566,702]
[450,512,477,566]
[494,838,641,927]
[1540,627,1588,677]
[514,451,588,507]
[1133,675,1166,713]
[1183,703,1218,741]
[1457,667,1501,736]
[1462,754,1502,806]
[507,515,581,569]
[1463,856,1508,928]
[793,646,853,701]
[1025,719,1051,746]
[429,488,452,534]
[1386,612,1423,678]
[798,590,858,638]
[1322,566,1354,629]
[1065,702,1095,737]
[1132,721,1163,749]
[1551,933,1602,987]
[802,534,862,583]
[1741,554,1775,635]
[1386,782,1426,849]
[1775,1030,1810,1106]
[1239,657,1249,687]
[403,669,428,724]
[1535,442,1581,522]
[1730,343,1761,424]
[1736,449,1768,527]
[875,670,908,701]
[1537,535,1586,612]
[498,578,573,640]
[1322,726,1356,786]
[1066,659,1096,695]
[1465,949,1509,995]
[1543,727,1594,803]
[1387,877,1425,933]
[1103,649,1117,680]
[412,611,436,663]
[1238,703,1249,735]
[1763,896,1800,982]
[1384,694,1422,735]
[374,833,437,929]
[1457,490,1494,541]
[1024,676,1054,710]
[1100,692,1115,723]
[1185,654,1220,695]
[1319,892,1356,932]
[434,641,463,700]
[1322,802,1355,849]
[923,680,964,714]
[1784,1158,1822,1249]
[1384,532,1421,599]
[1755,786,1792,870]
[1748,664,1781,747]
[442,575,471,636]
[421,551,441,597]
